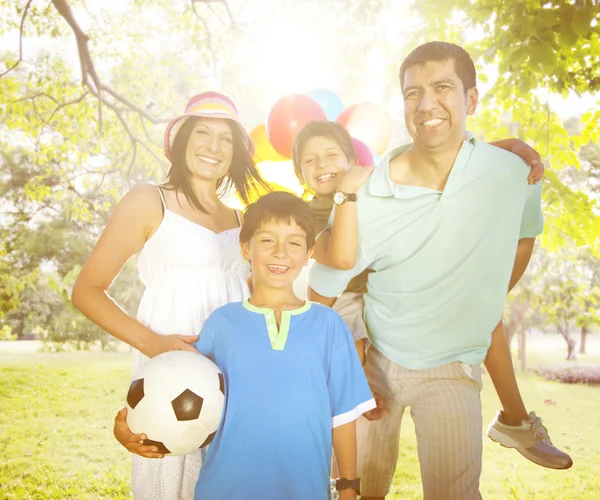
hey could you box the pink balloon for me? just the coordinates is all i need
[351,137,374,167]
[266,94,326,158]
[337,102,392,155]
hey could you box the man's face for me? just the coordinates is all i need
[402,59,478,151]
[297,136,354,197]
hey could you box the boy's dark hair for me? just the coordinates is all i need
[399,41,476,92]
[291,121,358,181]
[240,191,316,248]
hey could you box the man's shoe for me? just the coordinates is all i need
[487,411,573,470]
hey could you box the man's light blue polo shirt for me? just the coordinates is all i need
[309,136,543,369]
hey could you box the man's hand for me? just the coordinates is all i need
[113,408,164,458]
[363,391,388,421]
[338,165,376,193]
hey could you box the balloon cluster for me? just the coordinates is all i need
[241,89,392,205]
[251,89,392,167]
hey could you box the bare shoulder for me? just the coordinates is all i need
[111,184,164,234]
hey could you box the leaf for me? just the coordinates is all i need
[571,4,593,35]
[529,40,558,69]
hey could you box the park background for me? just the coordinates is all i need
[0,0,599,498]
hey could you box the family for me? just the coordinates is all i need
[72,41,572,500]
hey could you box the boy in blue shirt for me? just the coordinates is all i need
[193,191,375,500]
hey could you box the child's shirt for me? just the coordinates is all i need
[193,300,375,500]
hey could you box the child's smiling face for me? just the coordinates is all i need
[241,218,311,291]
[298,136,355,198]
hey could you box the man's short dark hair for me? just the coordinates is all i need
[291,121,358,181]
[240,191,316,248]
[399,41,476,92]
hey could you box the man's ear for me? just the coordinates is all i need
[241,241,251,262]
[466,87,478,116]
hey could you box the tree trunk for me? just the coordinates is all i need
[504,321,517,347]
[558,324,577,360]
[518,325,527,372]
[510,301,527,371]
[580,326,588,355]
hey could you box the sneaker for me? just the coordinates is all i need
[487,411,573,470]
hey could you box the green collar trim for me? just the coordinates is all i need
[242,300,311,350]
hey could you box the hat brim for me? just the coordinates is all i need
[164,111,255,160]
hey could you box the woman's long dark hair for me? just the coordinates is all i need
[163,116,270,213]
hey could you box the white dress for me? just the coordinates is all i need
[131,187,250,500]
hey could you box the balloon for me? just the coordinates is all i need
[306,88,344,121]
[249,124,286,164]
[266,94,326,158]
[236,160,304,206]
[351,137,374,167]
[372,153,381,166]
[337,102,392,156]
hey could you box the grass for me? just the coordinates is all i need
[0,339,599,499]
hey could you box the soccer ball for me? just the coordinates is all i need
[125,351,225,456]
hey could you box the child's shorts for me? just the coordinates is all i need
[333,292,369,344]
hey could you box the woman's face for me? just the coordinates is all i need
[185,118,235,182]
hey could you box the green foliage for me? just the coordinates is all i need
[0,325,16,340]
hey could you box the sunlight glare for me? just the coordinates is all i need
[242,19,334,96]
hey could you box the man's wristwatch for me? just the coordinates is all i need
[333,191,357,205]
[335,477,361,494]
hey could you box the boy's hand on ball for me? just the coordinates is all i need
[145,333,199,358]
[113,408,164,459]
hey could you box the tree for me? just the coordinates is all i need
[1,0,598,352]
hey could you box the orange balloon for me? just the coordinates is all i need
[250,124,286,164]
[337,102,392,156]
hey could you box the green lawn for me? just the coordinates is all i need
[0,347,598,499]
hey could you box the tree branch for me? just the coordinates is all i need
[0,0,34,78]
[50,0,169,128]
[191,1,219,79]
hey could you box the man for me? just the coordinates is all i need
[308,42,546,499]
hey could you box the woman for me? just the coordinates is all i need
[72,91,268,499]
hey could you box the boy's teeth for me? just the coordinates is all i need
[422,118,443,128]
[317,173,335,182]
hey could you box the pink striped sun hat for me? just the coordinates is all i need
[163,91,255,160]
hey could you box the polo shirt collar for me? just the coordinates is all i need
[368,133,476,198]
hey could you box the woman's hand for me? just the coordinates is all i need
[113,408,165,459]
[142,333,199,359]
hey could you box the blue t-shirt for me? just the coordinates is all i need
[193,300,375,500]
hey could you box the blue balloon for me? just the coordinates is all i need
[306,88,344,121]
[372,153,381,166]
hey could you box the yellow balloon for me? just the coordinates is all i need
[250,124,287,164]
[236,160,305,207]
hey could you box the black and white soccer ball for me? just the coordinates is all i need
[125,351,225,456]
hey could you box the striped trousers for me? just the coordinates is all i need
[357,347,483,500]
